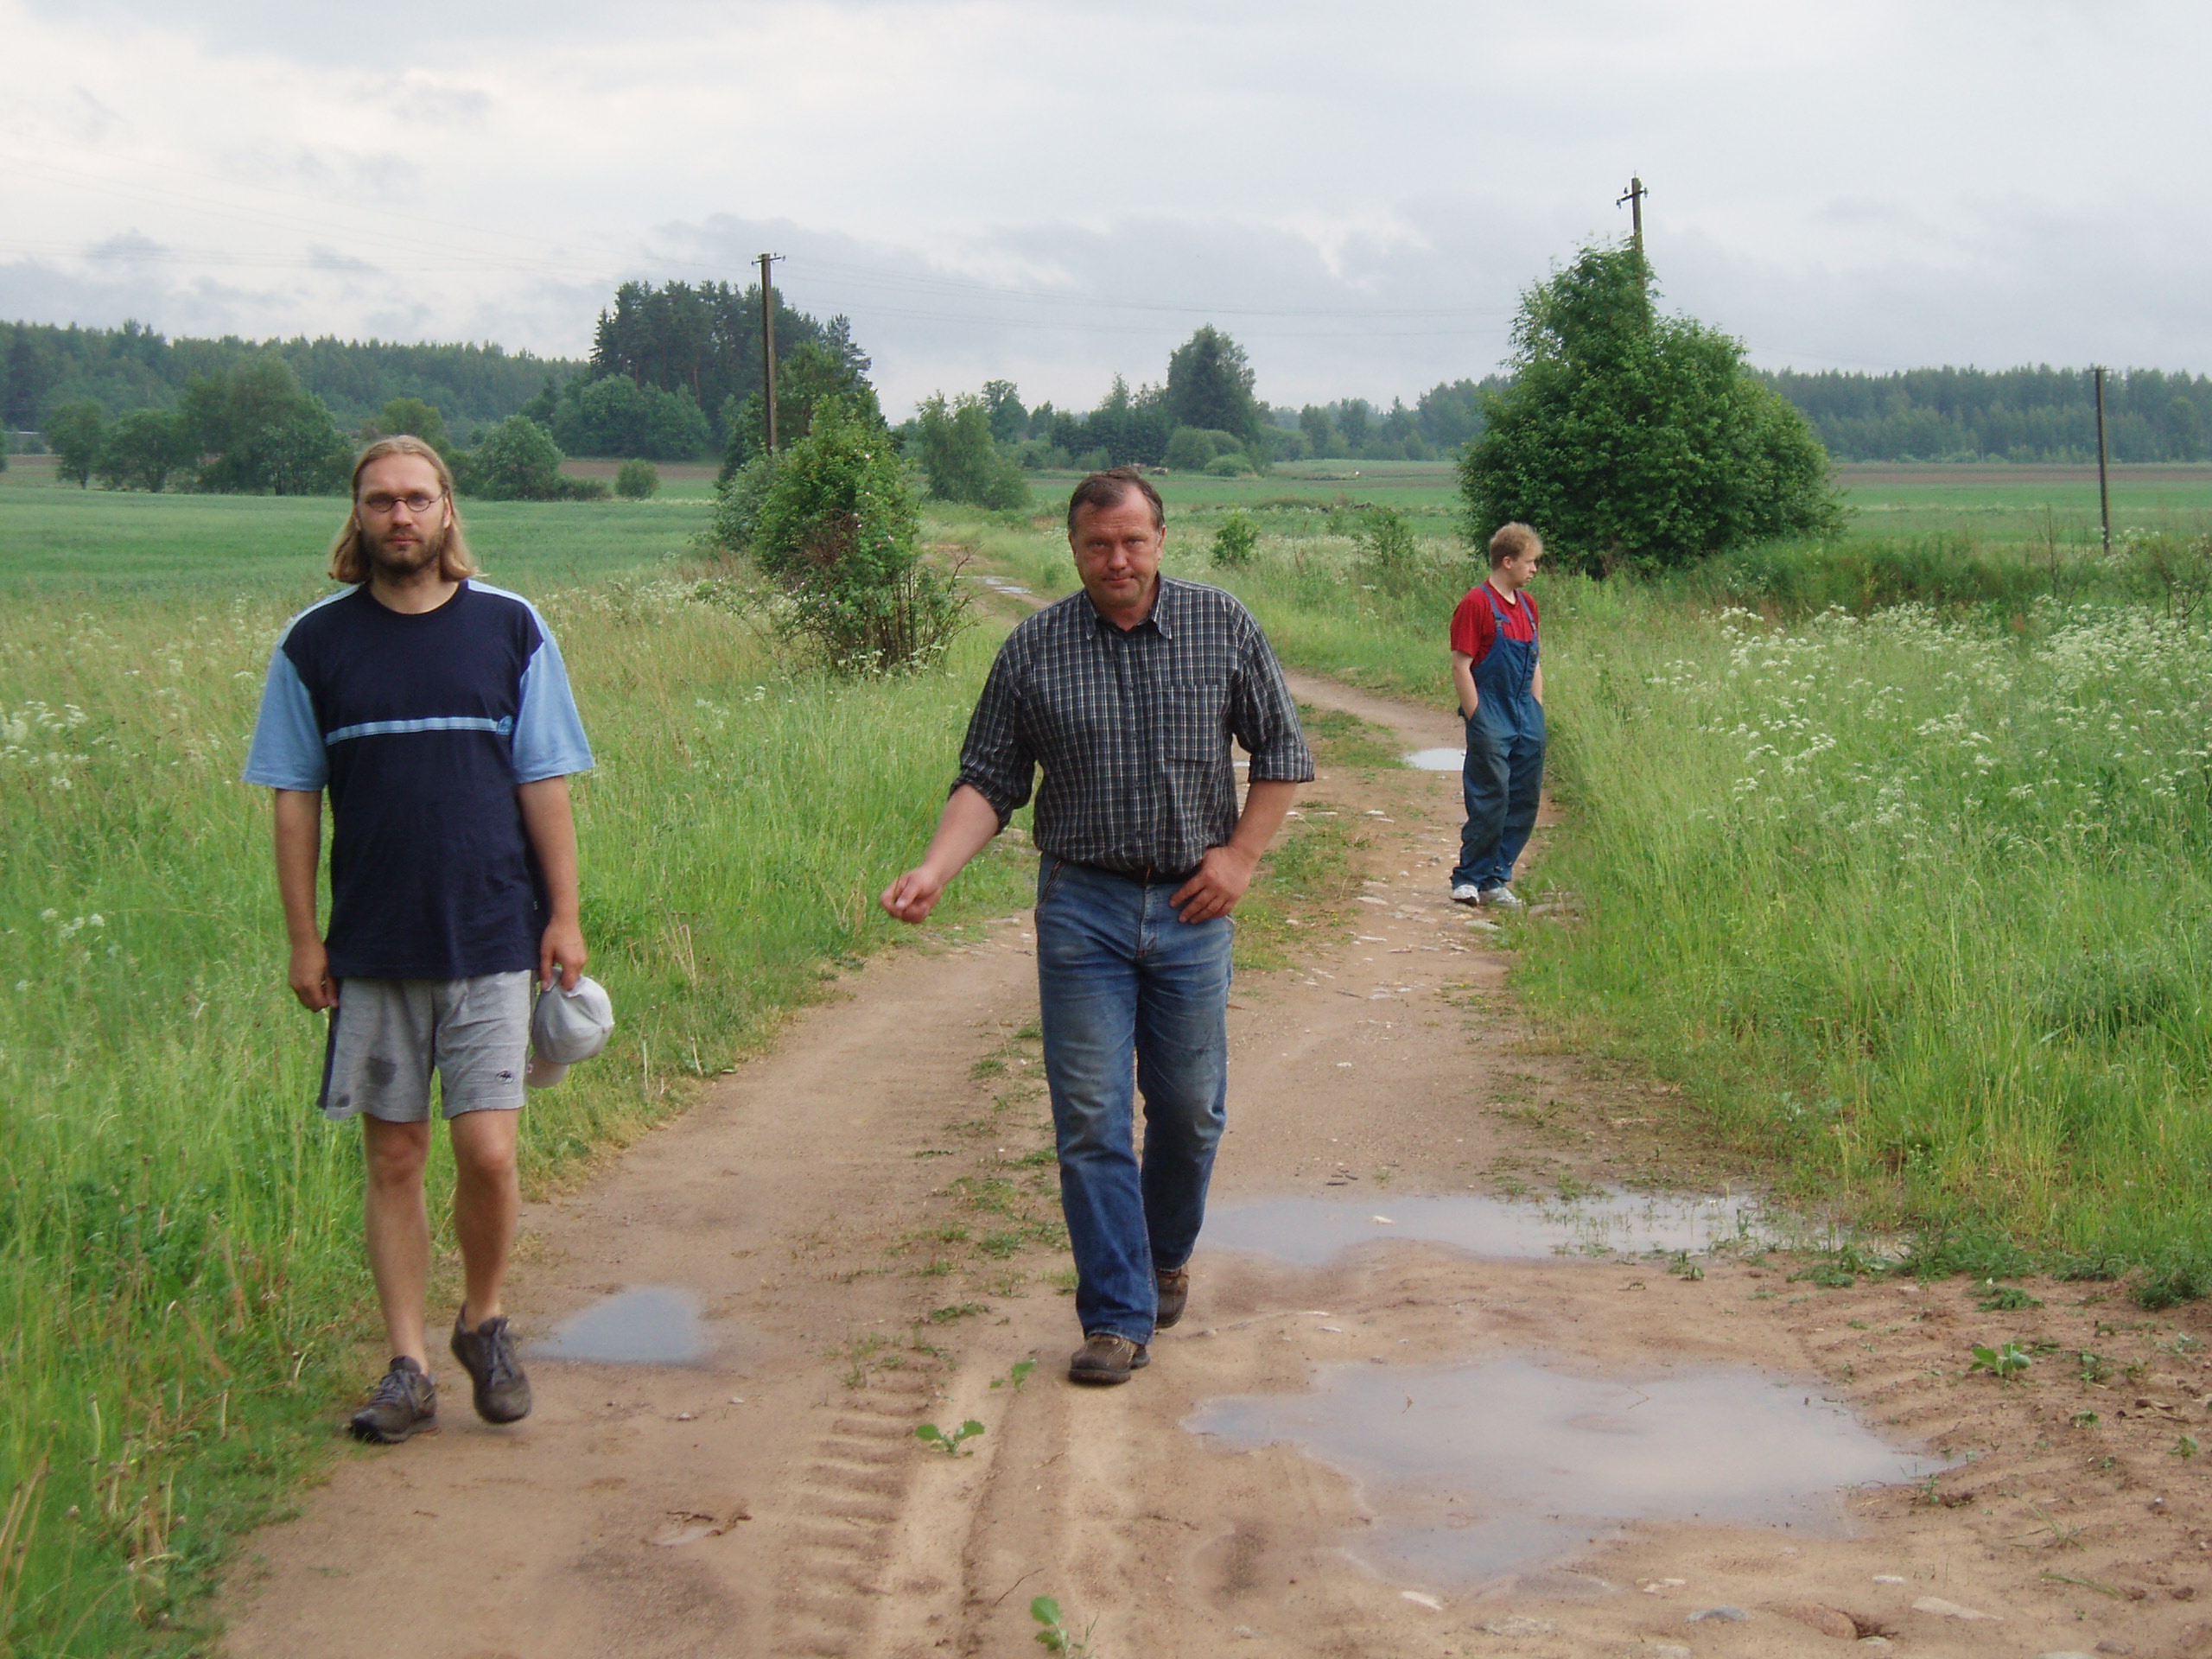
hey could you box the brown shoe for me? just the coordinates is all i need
[349,1356,437,1444]
[1155,1266,1190,1330]
[1068,1332,1149,1385]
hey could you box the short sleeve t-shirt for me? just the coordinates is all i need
[1448,582,1539,664]
[243,581,593,981]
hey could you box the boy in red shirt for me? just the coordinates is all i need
[1447,522,1545,907]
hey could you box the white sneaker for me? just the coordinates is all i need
[1450,883,1482,906]
[1478,885,1525,910]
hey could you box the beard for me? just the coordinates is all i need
[362,516,448,580]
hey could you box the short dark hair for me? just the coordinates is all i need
[1067,467,1165,535]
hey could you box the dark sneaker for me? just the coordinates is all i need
[1068,1332,1149,1385]
[450,1308,533,1424]
[350,1356,437,1444]
[1155,1266,1190,1331]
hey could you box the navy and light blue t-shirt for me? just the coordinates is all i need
[244,581,593,982]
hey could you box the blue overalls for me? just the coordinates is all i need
[1452,583,1545,893]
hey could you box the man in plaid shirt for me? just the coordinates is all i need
[883,468,1313,1384]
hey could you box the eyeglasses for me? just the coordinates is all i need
[359,491,445,517]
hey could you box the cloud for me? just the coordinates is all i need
[4,0,2210,409]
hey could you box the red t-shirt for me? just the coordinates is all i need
[1449,582,1538,664]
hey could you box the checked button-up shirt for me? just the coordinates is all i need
[955,576,1315,876]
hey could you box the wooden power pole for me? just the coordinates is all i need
[2094,365,2113,556]
[1616,175,1648,258]
[758,252,784,452]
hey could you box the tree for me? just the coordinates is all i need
[96,408,194,492]
[914,393,1030,509]
[462,415,575,500]
[367,397,454,460]
[733,397,969,673]
[1461,243,1844,573]
[1166,326,1262,446]
[44,400,106,487]
[1299,404,1339,458]
[720,341,885,480]
[179,356,351,494]
[551,374,711,460]
[981,380,1027,443]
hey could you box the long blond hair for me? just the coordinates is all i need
[328,436,480,584]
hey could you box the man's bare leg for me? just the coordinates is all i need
[362,1116,433,1367]
[449,1108,519,1326]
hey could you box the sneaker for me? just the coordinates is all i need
[1155,1266,1190,1330]
[1068,1332,1150,1385]
[1449,882,1482,906]
[450,1307,533,1424]
[350,1356,437,1444]
[1478,885,1525,911]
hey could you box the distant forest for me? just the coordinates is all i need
[1755,367,2212,463]
[1,320,581,438]
[12,309,2212,468]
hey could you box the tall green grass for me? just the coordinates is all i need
[0,567,1044,1652]
[961,500,2212,1295]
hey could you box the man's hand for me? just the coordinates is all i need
[540,915,587,991]
[880,785,1002,927]
[1171,842,1259,924]
[880,866,949,925]
[288,938,338,1011]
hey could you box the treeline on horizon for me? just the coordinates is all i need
[11,302,2212,469]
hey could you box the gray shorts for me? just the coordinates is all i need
[320,972,533,1122]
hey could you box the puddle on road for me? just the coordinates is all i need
[976,575,1033,599]
[532,1286,709,1364]
[1403,747,1463,772]
[1204,1190,1771,1268]
[1190,1357,1942,1584]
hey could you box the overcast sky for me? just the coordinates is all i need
[3,0,2204,414]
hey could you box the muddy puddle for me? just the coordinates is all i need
[1402,747,1464,772]
[1191,1357,1942,1586]
[1203,1190,1770,1268]
[531,1286,709,1364]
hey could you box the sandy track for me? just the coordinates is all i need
[223,678,2212,1659]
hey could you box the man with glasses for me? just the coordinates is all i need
[244,435,593,1443]
[881,468,1312,1385]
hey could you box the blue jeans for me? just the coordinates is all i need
[1033,858,1233,1345]
[1452,703,1546,891]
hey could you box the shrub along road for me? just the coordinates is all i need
[221,680,2212,1659]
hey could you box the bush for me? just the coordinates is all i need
[729,397,970,673]
[614,459,660,500]
[914,392,1030,509]
[1163,426,1215,472]
[1358,506,1423,594]
[1204,453,1249,478]
[1211,510,1260,569]
[460,416,605,501]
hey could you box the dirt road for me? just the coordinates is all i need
[223,678,2212,1659]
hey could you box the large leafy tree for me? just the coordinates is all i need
[178,356,351,494]
[1461,245,1843,572]
[96,409,195,492]
[43,400,106,486]
[1166,326,1262,446]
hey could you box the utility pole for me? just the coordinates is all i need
[758,252,784,452]
[1616,175,1648,259]
[2093,365,2113,556]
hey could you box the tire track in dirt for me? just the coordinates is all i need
[220,658,2212,1659]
